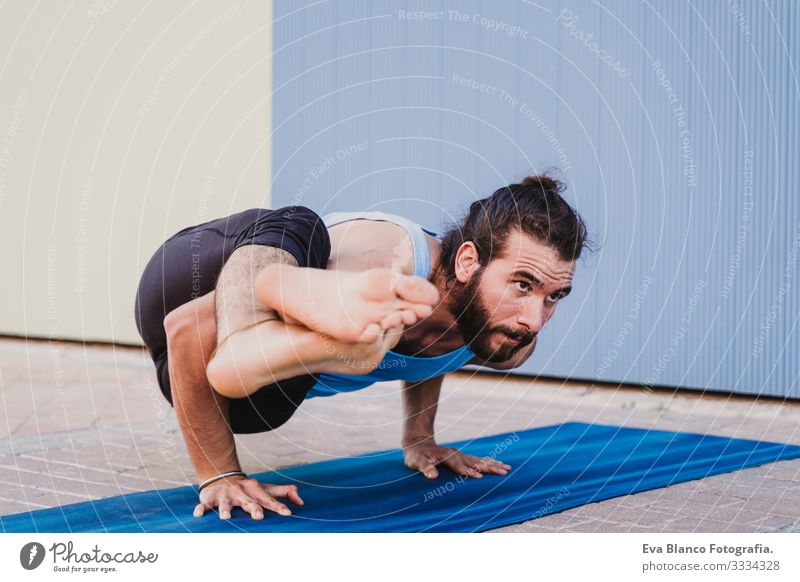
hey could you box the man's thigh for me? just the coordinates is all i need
[154,350,317,434]
[134,205,331,359]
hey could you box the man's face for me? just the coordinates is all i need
[447,229,575,363]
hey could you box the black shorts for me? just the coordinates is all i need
[134,205,331,434]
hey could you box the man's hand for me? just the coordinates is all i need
[193,476,304,520]
[403,439,511,479]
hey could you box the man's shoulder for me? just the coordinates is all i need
[326,219,417,275]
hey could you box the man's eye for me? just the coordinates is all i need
[515,281,531,292]
[546,293,561,303]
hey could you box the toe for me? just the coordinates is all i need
[395,275,439,305]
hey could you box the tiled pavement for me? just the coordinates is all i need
[0,337,798,532]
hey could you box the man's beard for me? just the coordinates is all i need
[446,267,535,363]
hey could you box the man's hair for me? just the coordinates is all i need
[437,174,590,287]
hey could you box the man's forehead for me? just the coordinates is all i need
[497,231,575,280]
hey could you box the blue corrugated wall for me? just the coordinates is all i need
[272,1,799,398]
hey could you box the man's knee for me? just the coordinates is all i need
[163,291,217,350]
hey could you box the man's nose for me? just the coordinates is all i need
[516,299,546,333]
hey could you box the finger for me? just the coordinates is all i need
[266,484,305,506]
[482,465,508,475]
[193,502,211,518]
[256,488,293,515]
[421,464,438,479]
[406,454,439,478]
[464,453,512,469]
[253,493,291,516]
[492,460,512,470]
[445,457,483,479]
[430,447,455,464]
[468,455,510,475]
[242,500,264,520]
[229,491,264,519]
[218,498,233,520]
[474,461,508,475]
[263,497,293,516]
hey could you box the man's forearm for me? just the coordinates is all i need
[401,375,444,446]
[167,330,240,483]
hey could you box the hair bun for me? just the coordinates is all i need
[520,174,564,193]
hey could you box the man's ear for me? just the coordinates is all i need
[454,242,481,283]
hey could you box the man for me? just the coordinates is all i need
[134,174,588,520]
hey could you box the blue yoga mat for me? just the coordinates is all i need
[3,422,799,533]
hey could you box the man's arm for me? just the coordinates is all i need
[401,375,444,448]
[164,291,304,520]
[165,289,404,519]
[401,375,511,479]
[164,292,237,484]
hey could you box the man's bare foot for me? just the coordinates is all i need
[255,265,439,343]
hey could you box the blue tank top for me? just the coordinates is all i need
[305,211,475,399]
